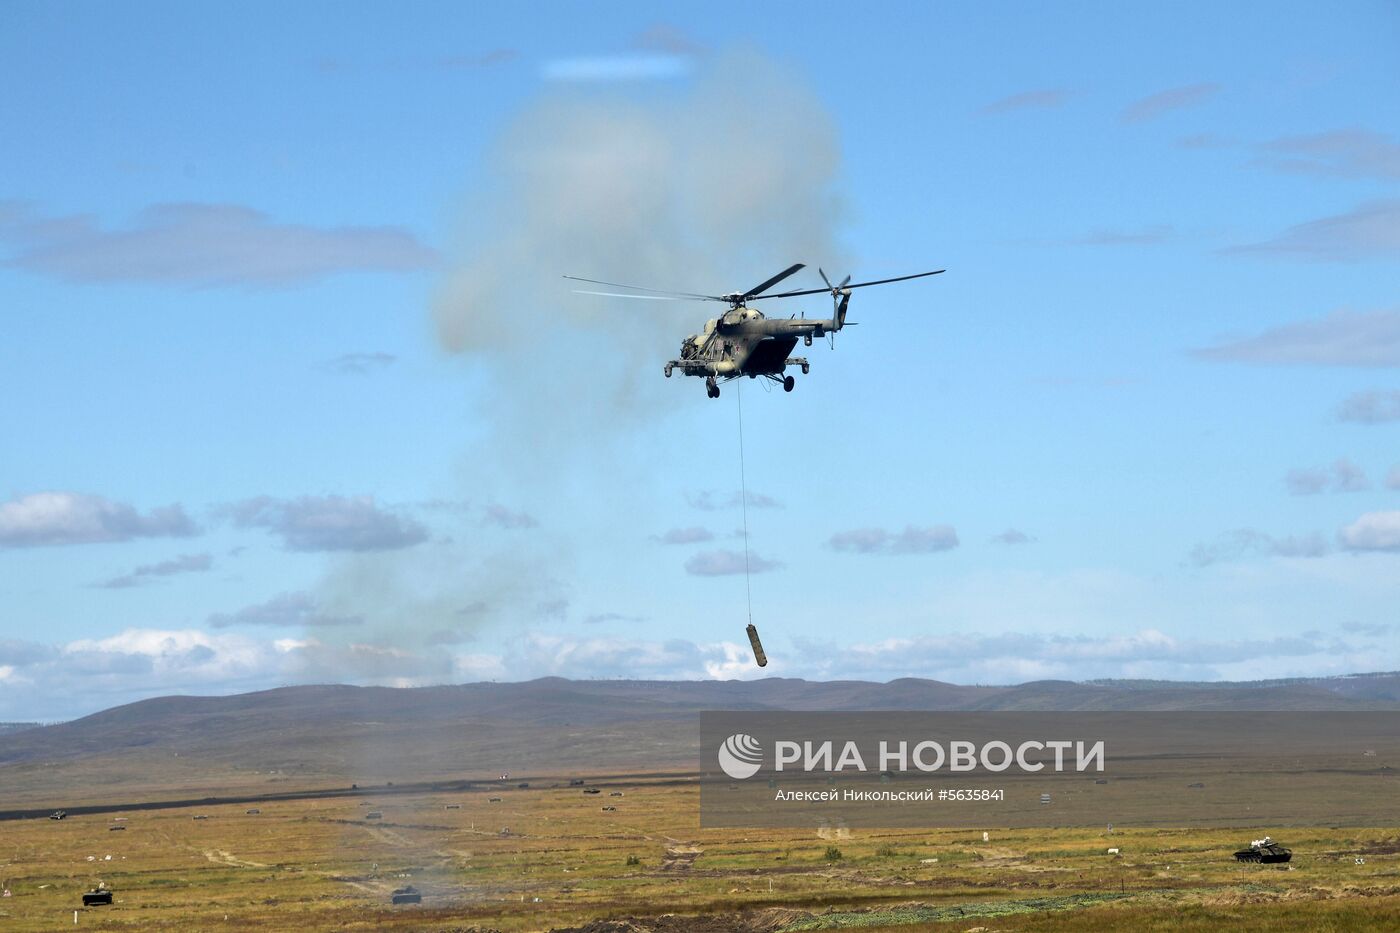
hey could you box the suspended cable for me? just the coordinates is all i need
[736,381,752,624]
[737,381,767,667]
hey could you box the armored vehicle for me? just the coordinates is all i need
[82,885,113,906]
[1234,837,1292,863]
[391,885,421,905]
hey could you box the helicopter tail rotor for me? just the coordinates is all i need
[818,268,853,336]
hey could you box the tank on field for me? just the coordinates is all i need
[391,885,422,905]
[82,884,113,906]
[1234,836,1292,863]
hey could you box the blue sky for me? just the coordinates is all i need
[2,2,1398,719]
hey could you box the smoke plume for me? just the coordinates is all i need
[305,49,850,682]
[433,48,848,459]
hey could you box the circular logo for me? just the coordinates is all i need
[717,733,763,779]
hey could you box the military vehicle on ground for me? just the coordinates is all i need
[1234,837,1292,863]
[391,885,421,905]
[82,884,113,906]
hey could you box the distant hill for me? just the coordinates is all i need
[3,673,1398,805]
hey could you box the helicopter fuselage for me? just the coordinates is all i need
[665,296,848,397]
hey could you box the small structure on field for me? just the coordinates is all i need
[365,811,383,820]
[391,885,421,905]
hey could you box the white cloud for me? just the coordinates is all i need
[95,552,211,589]
[541,54,691,82]
[1195,308,1400,367]
[0,492,197,548]
[1223,200,1400,262]
[1339,511,1400,552]
[684,549,781,576]
[687,490,781,511]
[1251,129,1400,181]
[0,201,438,286]
[324,352,396,374]
[483,504,539,529]
[1120,83,1221,123]
[828,525,959,555]
[655,526,713,545]
[1337,390,1400,424]
[792,627,1355,682]
[1189,528,1328,566]
[1286,459,1369,495]
[979,88,1071,115]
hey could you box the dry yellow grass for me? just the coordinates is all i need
[0,776,1395,931]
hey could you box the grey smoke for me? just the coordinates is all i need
[208,591,362,629]
[304,49,849,683]
[432,48,847,463]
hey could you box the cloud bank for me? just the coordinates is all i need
[1120,83,1221,123]
[1194,308,1400,367]
[0,201,438,286]
[828,525,959,555]
[96,553,212,589]
[1224,200,1400,262]
[0,492,197,548]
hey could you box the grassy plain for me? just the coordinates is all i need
[0,774,1396,932]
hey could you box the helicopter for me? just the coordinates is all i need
[564,263,943,397]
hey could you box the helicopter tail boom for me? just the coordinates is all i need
[833,289,851,331]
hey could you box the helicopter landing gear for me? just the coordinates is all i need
[783,375,795,392]
[706,376,720,399]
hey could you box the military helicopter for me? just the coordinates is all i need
[565,263,943,397]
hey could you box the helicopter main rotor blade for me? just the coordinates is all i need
[571,289,702,301]
[741,263,806,300]
[749,268,945,301]
[562,275,721,301]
